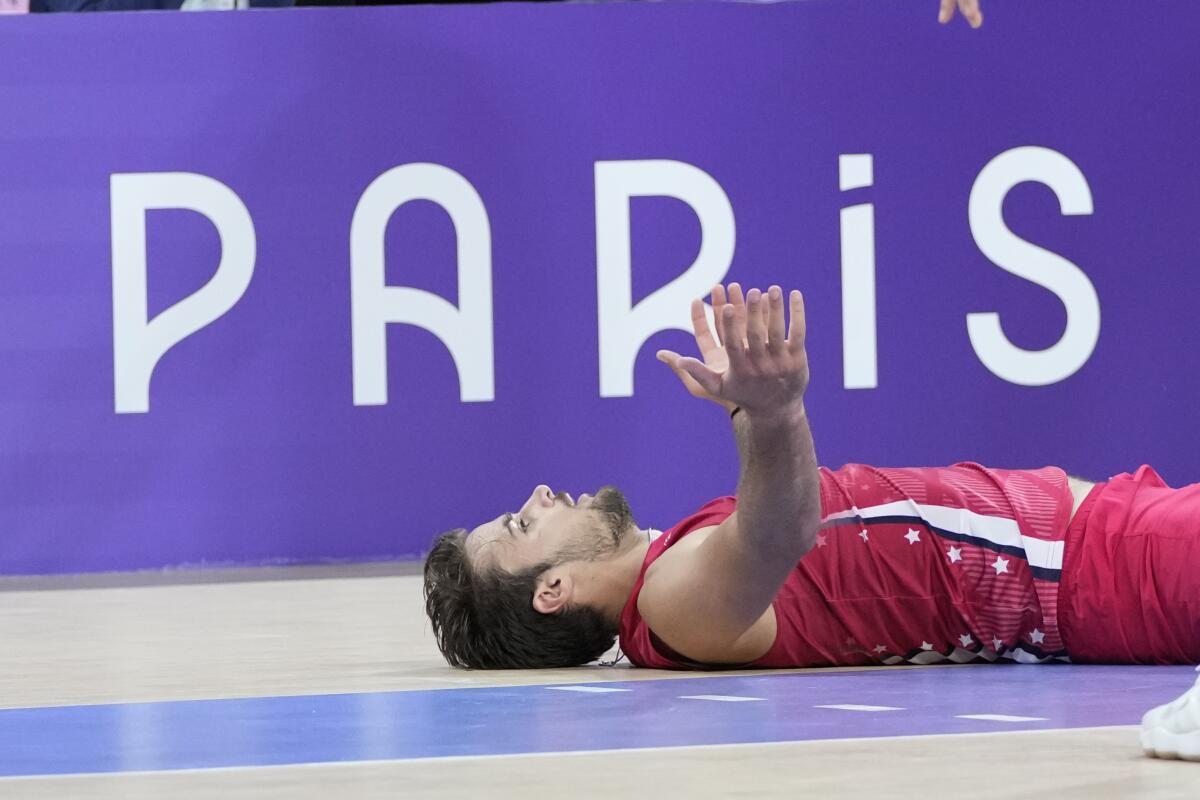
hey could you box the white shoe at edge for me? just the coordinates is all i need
[1141,666,1200,761]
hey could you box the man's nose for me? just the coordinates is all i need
[521,485,554,517]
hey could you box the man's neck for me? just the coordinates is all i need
[578,531,652,627]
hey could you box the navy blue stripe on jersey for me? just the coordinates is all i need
[820,514,1062,581]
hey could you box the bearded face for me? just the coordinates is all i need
[463,484,639,576]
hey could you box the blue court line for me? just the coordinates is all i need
[0,665,1190,778]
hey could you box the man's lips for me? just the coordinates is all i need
[555,491,592,508]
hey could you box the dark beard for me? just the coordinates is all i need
[548,485,635,566]
[591,485,634,546]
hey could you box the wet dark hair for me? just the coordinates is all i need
[422,528,618,669]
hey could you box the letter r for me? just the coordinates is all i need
[595,160,735,397]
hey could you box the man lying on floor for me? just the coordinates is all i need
[423,283,1199,672]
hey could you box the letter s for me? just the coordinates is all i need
[966,146,1100,386]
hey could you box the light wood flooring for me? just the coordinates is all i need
[1,565,1195,798]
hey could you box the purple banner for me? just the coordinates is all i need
[2,1,1199,575]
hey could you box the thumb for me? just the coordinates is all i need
[655,349,681,365]
[672,355,723,396]
[657,349,703,394]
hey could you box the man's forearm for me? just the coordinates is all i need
[733,402,821,560]
[732,407,752,467]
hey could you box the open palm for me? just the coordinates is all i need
[657,283,808,415]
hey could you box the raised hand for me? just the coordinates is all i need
[656,283,809,417]
[655,285,733,412]
[938,0,982,28]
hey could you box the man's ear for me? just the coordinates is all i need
[532,568,574,615]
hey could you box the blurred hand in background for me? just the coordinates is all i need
[939,0,982,28]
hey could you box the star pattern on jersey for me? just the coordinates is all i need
[823,503,1060,666]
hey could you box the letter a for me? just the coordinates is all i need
[350,163,494,405]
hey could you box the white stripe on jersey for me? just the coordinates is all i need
[821,499,1065,572]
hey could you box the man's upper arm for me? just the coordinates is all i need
[637,510,793,664]
[640,283,820,663]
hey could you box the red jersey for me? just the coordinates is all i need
[618,463,1074,669]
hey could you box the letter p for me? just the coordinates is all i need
[111,173,256,414]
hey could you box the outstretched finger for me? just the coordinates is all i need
[728,284,750,354]
[786,290,807,352]
[957,0,982,28]
[761,286,773,341]
[711,284,728,345]
[766,285,785,353]
[721,303,747,370]
[726,283,748,352]
[727,282,745,312]
[938,0,955,23]
[690,298,718,354]
[745,288,767,358]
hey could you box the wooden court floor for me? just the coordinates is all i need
[1,565,1197,798]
